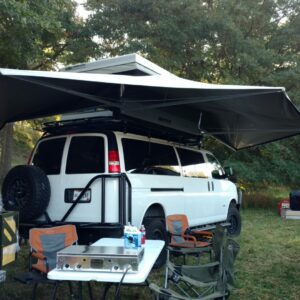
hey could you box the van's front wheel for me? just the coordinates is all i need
[143,218,167,268]
[227,204,241,236]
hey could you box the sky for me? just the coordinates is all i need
[75,0,90,19]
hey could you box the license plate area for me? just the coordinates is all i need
[65,189,92,203]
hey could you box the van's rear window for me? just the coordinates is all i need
[66,136,105,174]
[32,138,66,175]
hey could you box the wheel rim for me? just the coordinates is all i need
[9,178,29,209]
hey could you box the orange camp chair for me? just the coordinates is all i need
[29,225,78,274]
[166,214,213,248]
[15,225,92,300]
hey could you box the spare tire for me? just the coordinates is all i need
[2,165,50,222]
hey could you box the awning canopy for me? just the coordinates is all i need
[1,68,300,150]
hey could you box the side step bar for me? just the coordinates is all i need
[193,222,231,231]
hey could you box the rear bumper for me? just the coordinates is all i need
[20,222,123,244]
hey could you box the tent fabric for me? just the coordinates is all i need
[1,68,300,150]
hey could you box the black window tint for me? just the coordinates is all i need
[122,139,179,175]
[32,138,66,175]
[66,136,105,174]
[177,148,208,178]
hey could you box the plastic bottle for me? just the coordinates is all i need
[140,224,146,245]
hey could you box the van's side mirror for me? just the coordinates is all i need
[224,166,237,183]
[212,170,222,179]
[224,166,233,177]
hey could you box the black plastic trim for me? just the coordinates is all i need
[151,188,184,192]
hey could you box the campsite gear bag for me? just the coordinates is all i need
[289,192,300,211]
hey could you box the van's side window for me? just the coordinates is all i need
[66,136,105,174]
[32,138,66,175]
[177,148,208,178]
[122,139,179,175]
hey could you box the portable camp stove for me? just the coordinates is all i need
[56,245,144,272]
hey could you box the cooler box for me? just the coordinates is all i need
[0,211,19,268]
[290,191,300,211]
[278,199,289,216]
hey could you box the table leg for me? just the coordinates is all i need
[88,282,94,300]
[101,283,113,300]
[77,282,83,300]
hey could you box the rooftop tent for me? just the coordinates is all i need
[0,54,300,150]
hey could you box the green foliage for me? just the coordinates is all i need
[13,121,42,165]
[0,0,96,69]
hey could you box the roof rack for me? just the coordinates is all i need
[43,111,203,146]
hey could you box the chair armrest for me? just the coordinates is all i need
[191,229,213,237]
[31,252,46,260]
[182,234,197,243]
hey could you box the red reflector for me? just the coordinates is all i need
[108,150,120,173]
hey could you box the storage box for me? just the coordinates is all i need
[278,199,290,215]
[0,211,19,267]
[281,208,300,220]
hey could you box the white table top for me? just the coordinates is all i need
[48,238,164,284]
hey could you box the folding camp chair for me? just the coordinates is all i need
[15,225,92,300]
[166,214,213,265]
[166,214,213,248]
[150,225,240,300]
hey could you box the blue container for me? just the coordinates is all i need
[124,232,141,249]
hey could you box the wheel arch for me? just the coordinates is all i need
[142,203,166,223]
[230,199,240,210]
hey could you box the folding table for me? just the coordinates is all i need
[48,238,165,299]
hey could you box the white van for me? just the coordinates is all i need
[2,113,241,266]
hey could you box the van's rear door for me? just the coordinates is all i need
[32,133,117,223]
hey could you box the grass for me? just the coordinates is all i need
[1,208,300,299]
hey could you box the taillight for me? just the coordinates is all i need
[108,150,120,173]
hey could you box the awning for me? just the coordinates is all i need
[1,68,300,150]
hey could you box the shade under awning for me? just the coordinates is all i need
[0,68,299,150]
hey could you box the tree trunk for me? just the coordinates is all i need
[0,123,14,184]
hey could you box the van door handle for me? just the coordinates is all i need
[208,181,210,191]
[211,181,214,191]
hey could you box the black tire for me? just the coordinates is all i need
[143,217,168,268]
[2,165,50,222]
[227,204,241,236]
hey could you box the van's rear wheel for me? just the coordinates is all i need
[227,204,241,236]
[143,218,167,268]
[2,165,50,222]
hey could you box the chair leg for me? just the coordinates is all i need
[68,281,74,298]
[87,282,93,300]
[51,281,59,300]
[164,249,170,288]
[32,283,38,300]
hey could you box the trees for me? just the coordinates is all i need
[86,0,300,186]
[86,0,299,97]
[0,0,96,182]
